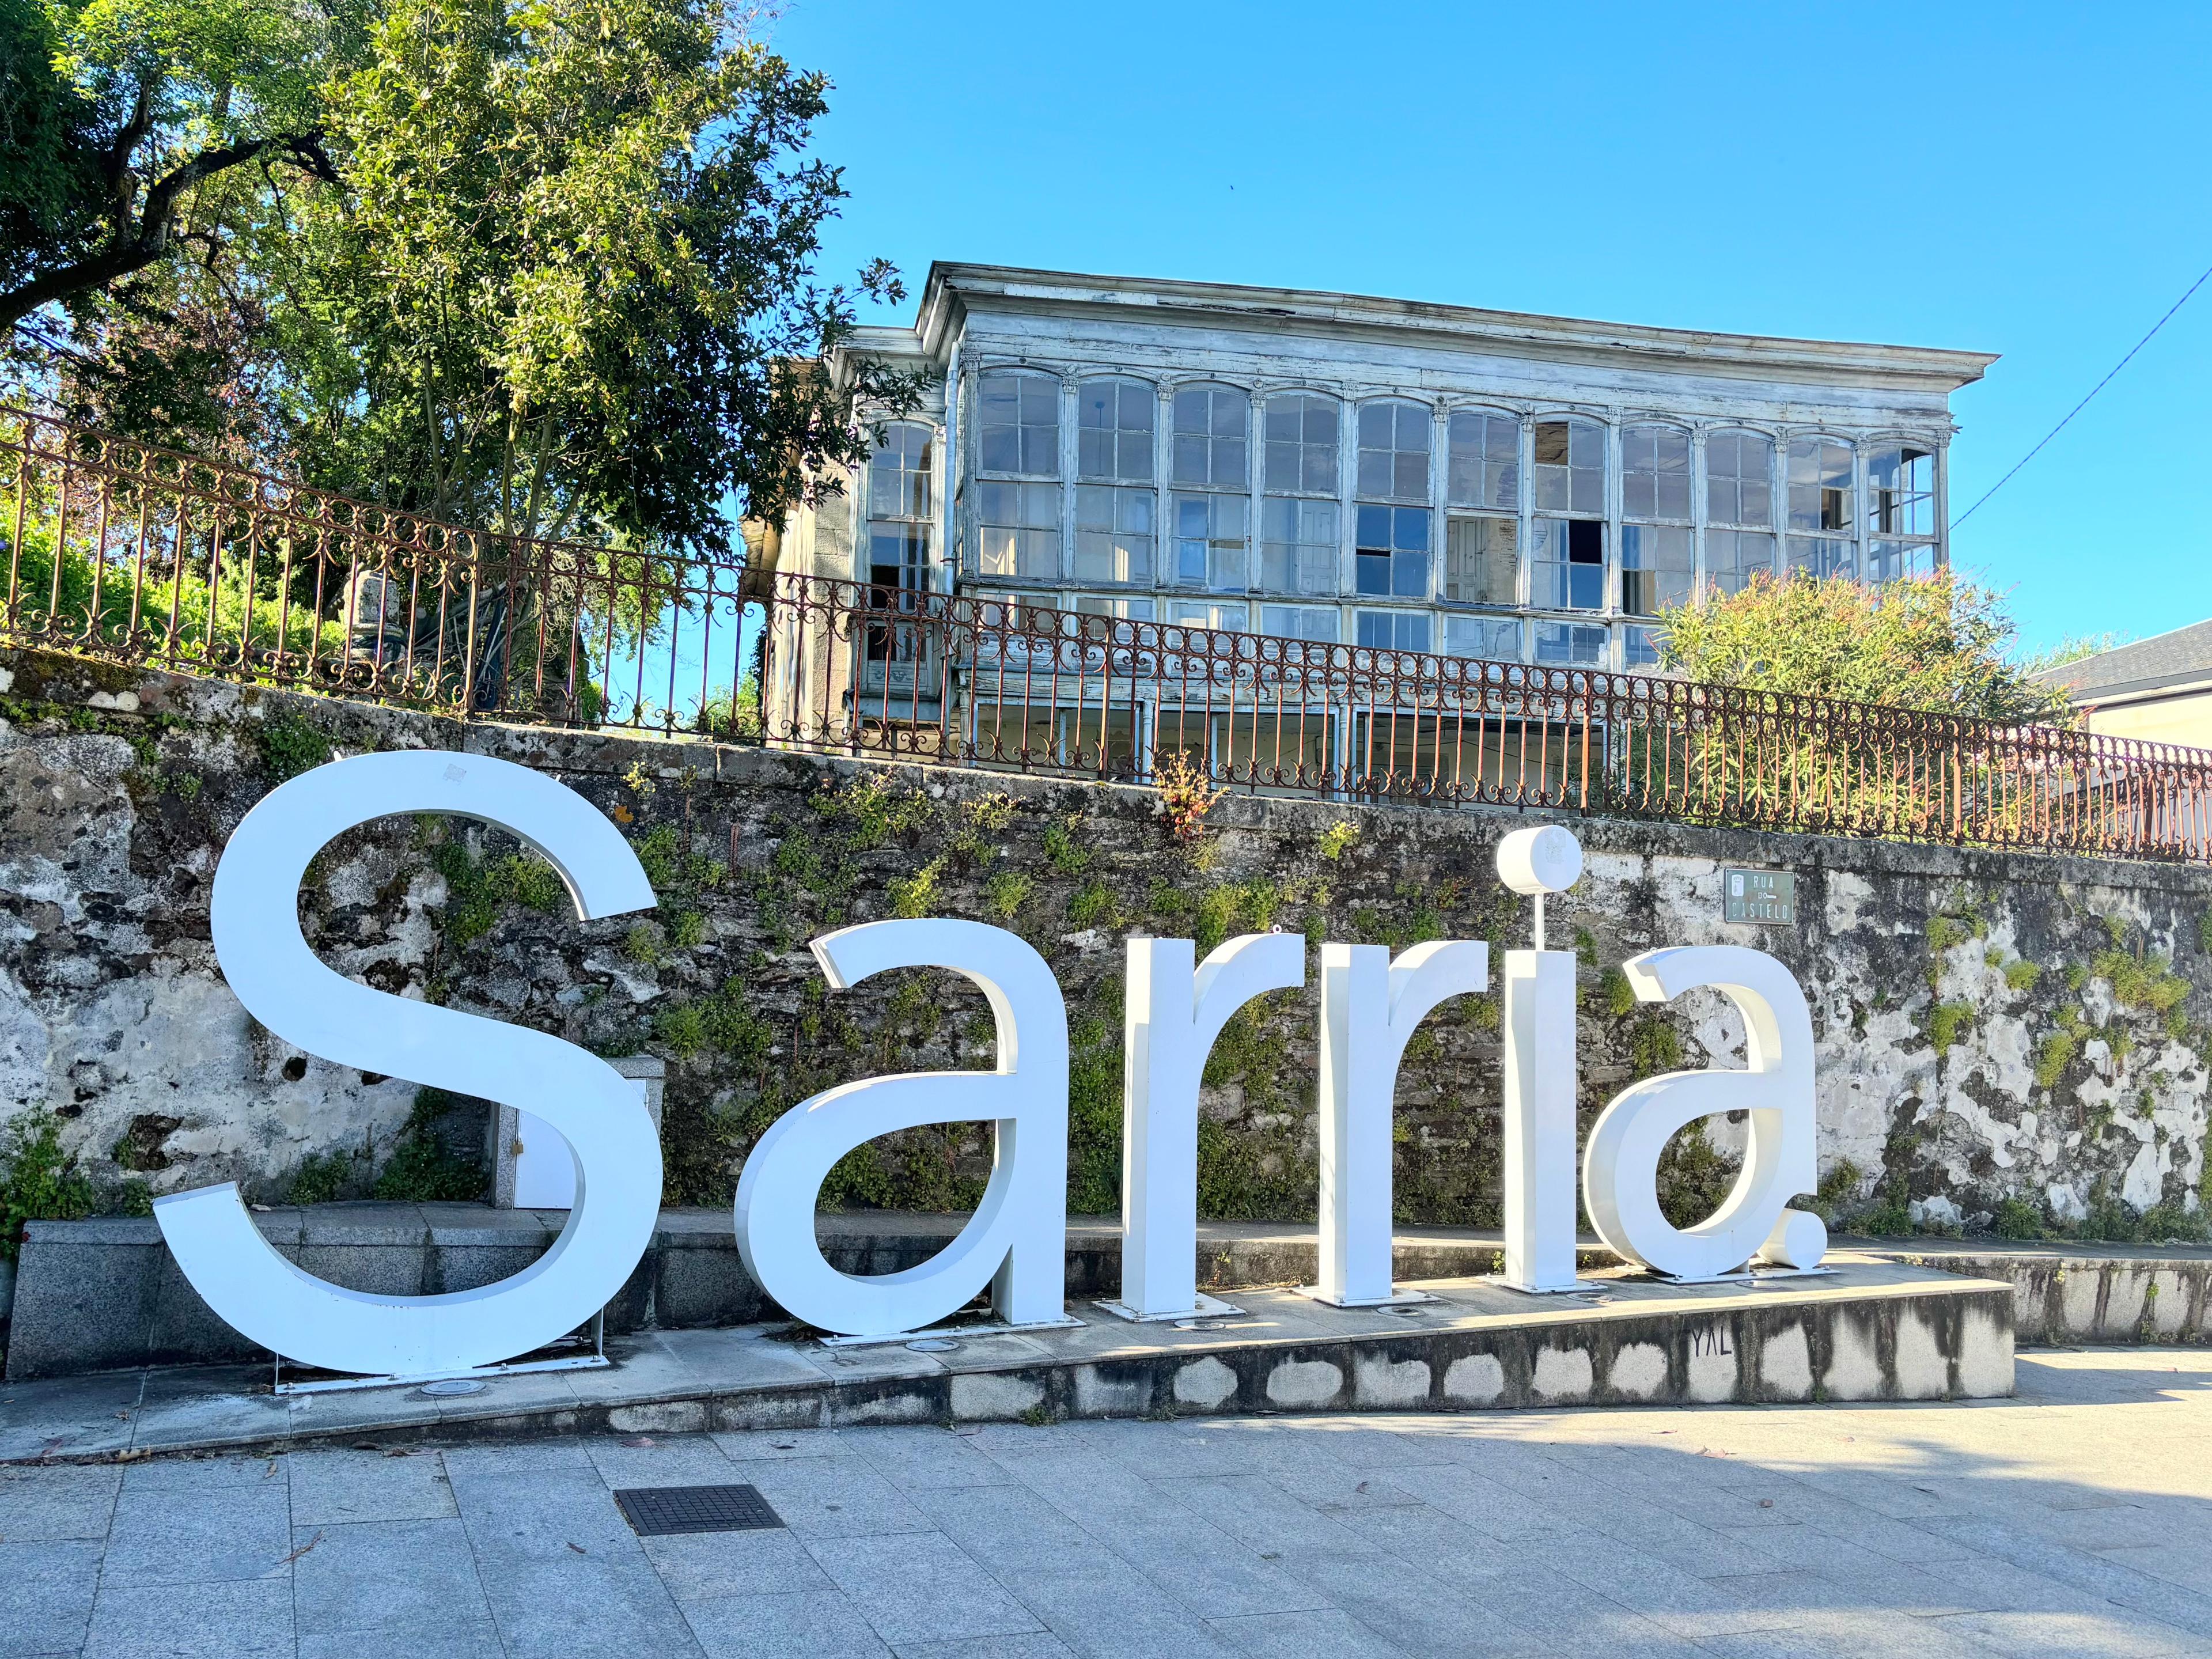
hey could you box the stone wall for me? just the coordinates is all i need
[3,644,2210,1242]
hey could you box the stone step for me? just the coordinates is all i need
[0,1257,2012,1464]
[8,1204,2207,1382]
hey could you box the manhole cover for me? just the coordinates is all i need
[418,1378,486,1397]
[906,1338,959,1353]
[615,1484,783,1537]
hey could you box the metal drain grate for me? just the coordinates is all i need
[614,1483,784,1536]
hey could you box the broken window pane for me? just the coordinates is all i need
[1619,524,1694,616]
[1785,535,1855,582]
[1533,620,1609,667]
[1357,400,1433,502]
[975,480,1061,579]
[1173,491,1249,590]
[1866,445,1934,537]
[1622,425,1691,521]
[1705,529,1775,596]
[1532,418,1605,516]
[1531,517,1605,611]
[1259,603,1338,644]
[1355,609,1431,653]
[868,524,930,594]
[1077,377,1155,483]
[1264,393,1340,495]
[1260,497,1339,595]
[1705,431,1774,529]
[1073,484,1154,585]
[1446,410,1519,510]
[1444,516,1518,606]
[1354,503,1431,598]
[1445,614,1522,661]
[1786,438,1853,533]
[978,371,1060,476]
[1172,385,1250,488]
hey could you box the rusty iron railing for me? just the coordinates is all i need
[7,406,2210,863]
[0,406,754,728]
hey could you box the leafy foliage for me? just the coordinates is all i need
[9,0,915,562]
[0,1108,97,1260]
[1658,570,2073,724]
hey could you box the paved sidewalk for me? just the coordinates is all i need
[3,1349,2210,1659]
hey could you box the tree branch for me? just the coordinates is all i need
[0,132,338,332]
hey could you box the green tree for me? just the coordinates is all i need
[0,0,341,334]
[1656,569,2073,725]
[279,0,911,554]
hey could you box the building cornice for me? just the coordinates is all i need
[904,263,1999,394]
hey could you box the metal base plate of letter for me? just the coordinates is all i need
[615,1484,783,1536]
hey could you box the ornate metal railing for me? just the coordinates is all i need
[6,406,2209,862]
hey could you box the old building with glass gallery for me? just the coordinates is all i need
[762,263,1991,677]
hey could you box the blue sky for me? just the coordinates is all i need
[764,1,2210,662]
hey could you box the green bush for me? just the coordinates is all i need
[1990,1196,2045,1239]
[0,1110,97,1261]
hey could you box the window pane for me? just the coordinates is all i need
[1786,535,1855,581]
[1866,445,1934,537]
[1074,484,1154,584]
[1259,604,1337,643]
[1706,529,1775,596]
[1356,609,1430,653]
[1173,386,1249,487]
[1623,425,1690,521]
[1534,418,1604,517]
[1620,524,1694,616]
[1172,491,1248,590]
[1622,624,1662,668]
[1866,539,1936,582]
[1169,600,1245,631]
[1705,431,1774,529]
[1447,411,1519,509]
[869,423,933,520]
[1534,621,1609,666]
[1077,377,1154,482]
[1260,497,1339,595]
[976,479,1060,579]
[1445,516,1517,605]
[1445,614,1522,661]
[1787,438,1853,532]
[1264,393,1339,495]
[1357,400,1431,504]
[1531,517,1604,611]
[980,372,1059,478]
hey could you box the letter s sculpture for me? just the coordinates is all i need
[156,751,663,1378]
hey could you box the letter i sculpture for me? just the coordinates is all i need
[1495,825,1585,1294]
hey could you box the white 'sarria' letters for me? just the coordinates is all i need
[162,751,663,1379]
[1581,945,1825,1279]
[734,919,1069,1335]
[1113,933,1305,1320]
[175,751,1832,1369]
[1313,940,1490,1305]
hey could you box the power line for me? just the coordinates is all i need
[1952,258,2212,529]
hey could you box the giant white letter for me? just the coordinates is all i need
[1581,945,1826,1280]
[1312,940,1489,1306]
[734,919,1068,1336]
[1495,824,1586,1293]
[1110,933,1306,1320]
[158,751,662,1378]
